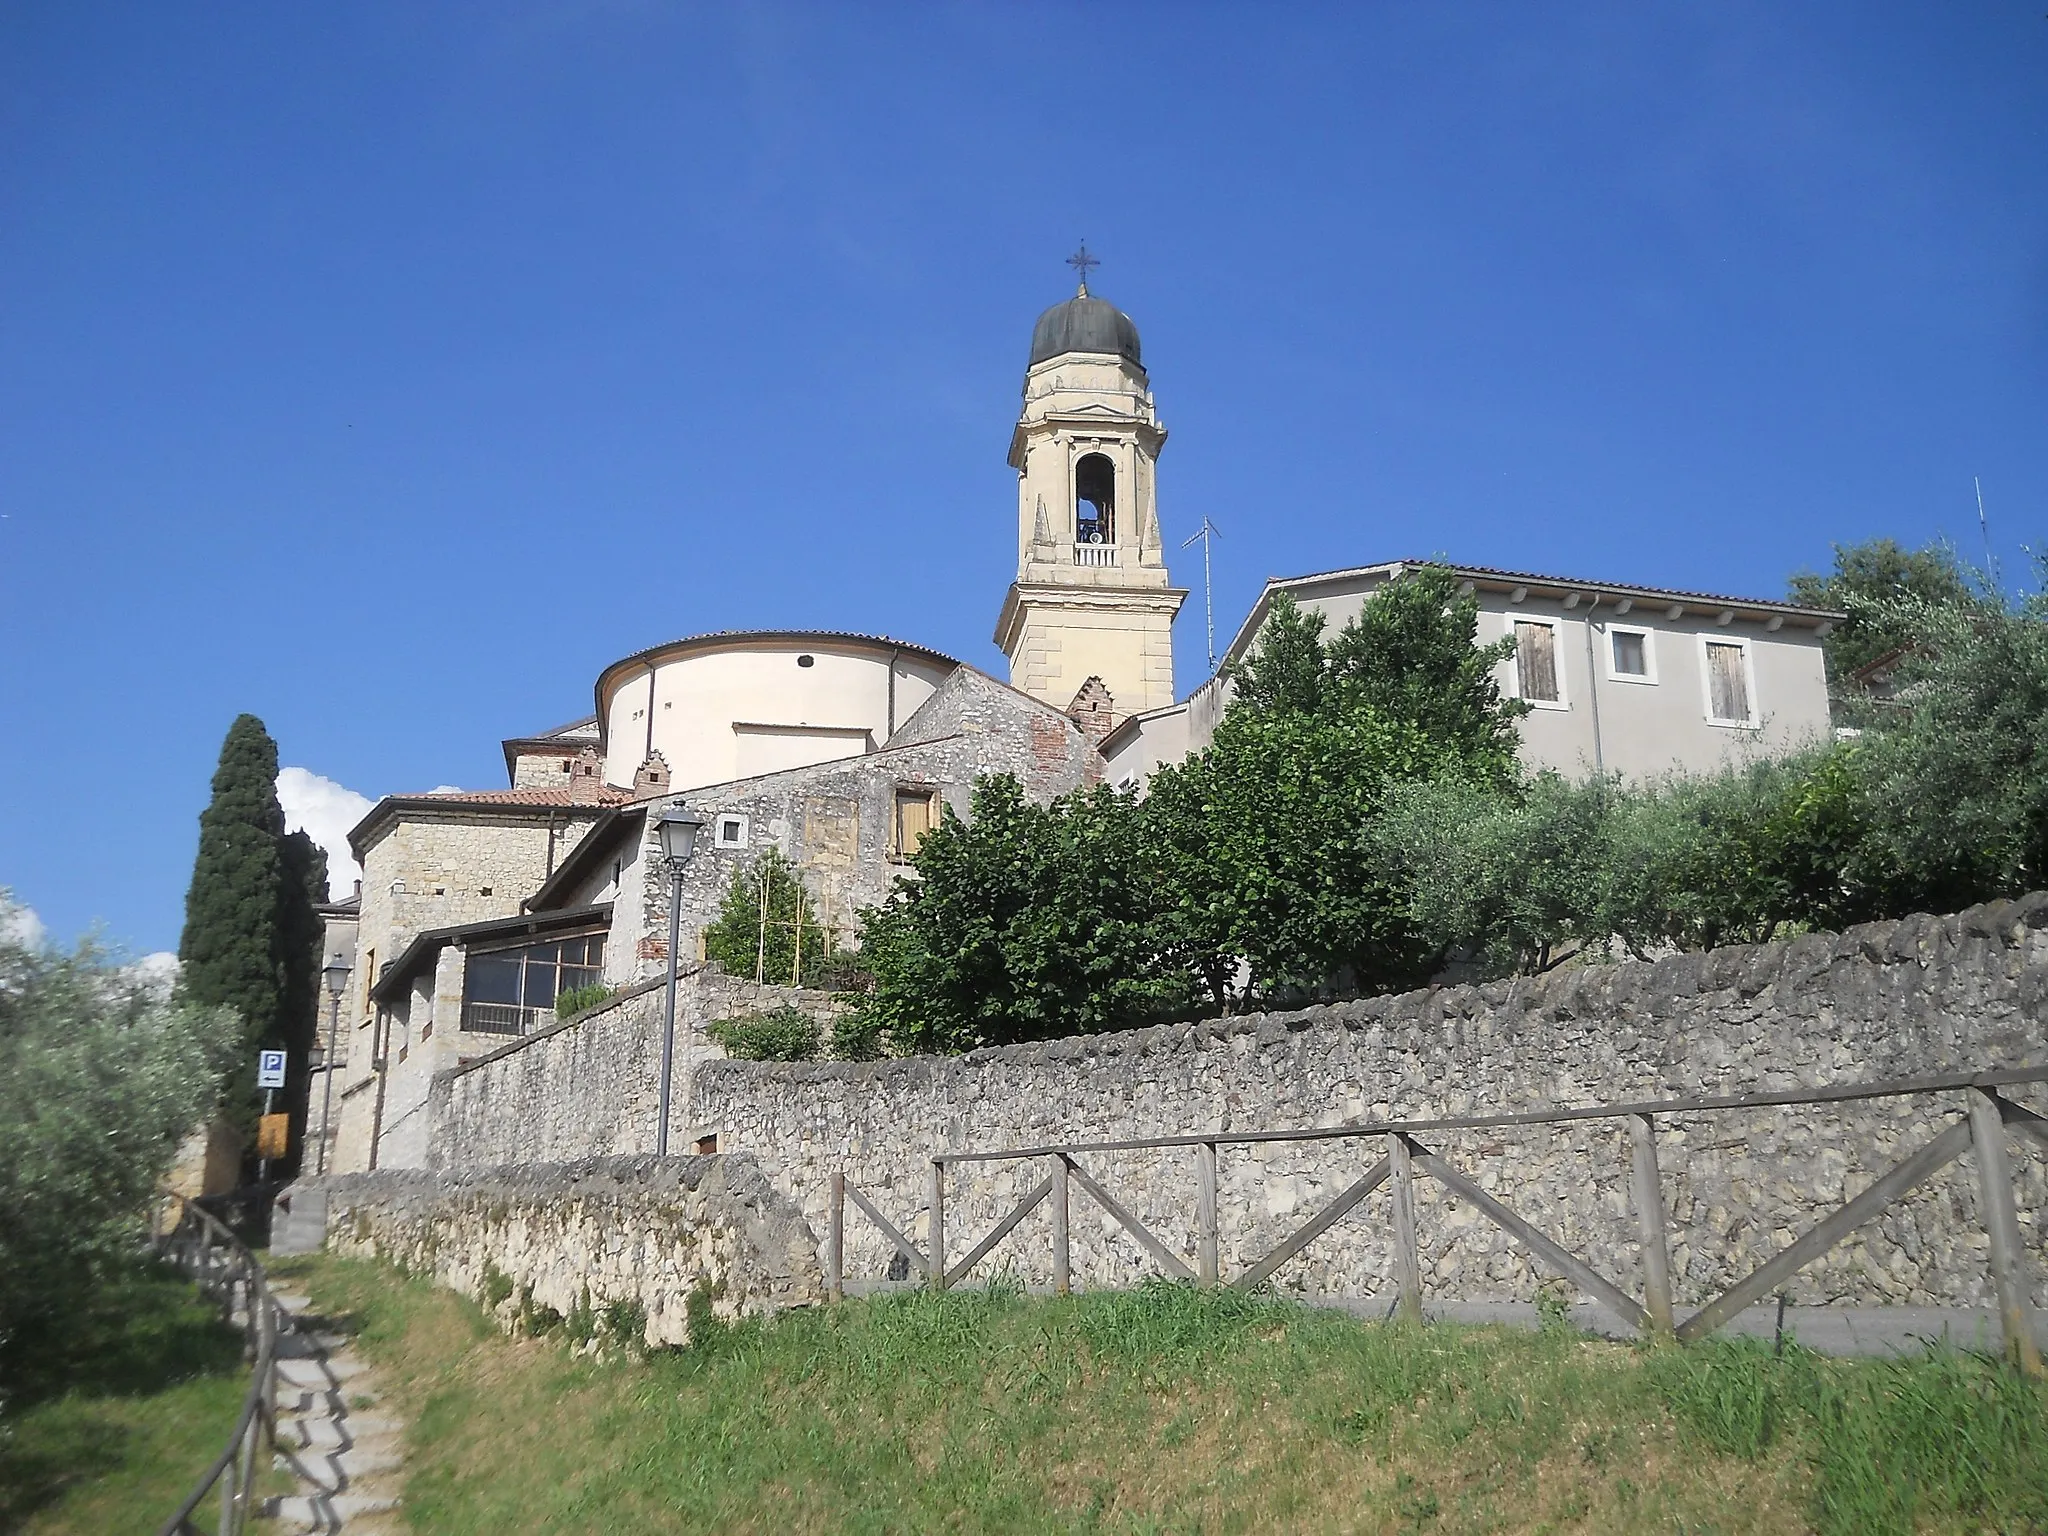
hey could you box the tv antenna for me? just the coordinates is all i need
[1181,516,1223,675]
[1975,475,1997,587]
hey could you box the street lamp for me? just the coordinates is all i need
[316,956,352,1176]
[653,805,705,1156]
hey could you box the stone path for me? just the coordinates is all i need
[262,1290,406,1534]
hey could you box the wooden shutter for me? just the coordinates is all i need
[1706,642,1750,721]
[895,789,933,856]
[1516,622,1559,702]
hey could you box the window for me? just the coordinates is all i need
[1702,639,1756,726]
[1513,619,1564,706]
[460,932,606,1035]
[894,787,939,858]
[1607,626,1656,684]
[1075,453,1115,544]
[715,814,749,850]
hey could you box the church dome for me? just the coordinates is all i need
[1028,292,1142,368]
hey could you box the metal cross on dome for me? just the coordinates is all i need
[1066,242,1100,295]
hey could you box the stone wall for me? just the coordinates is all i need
[695,898,2048,1312]
[428,969,843,1170]
[315,1154,823,1346]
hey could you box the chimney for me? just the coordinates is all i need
[1065,676,1116,748]
[568,746,606,805]
[633,752,672,797]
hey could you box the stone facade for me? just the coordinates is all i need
[690,898,2048,1312]
[317,1154,824,1347]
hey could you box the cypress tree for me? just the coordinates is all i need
[276,829,329,1172]
[178,714,287,1117]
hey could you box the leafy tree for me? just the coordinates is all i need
[1147,708,1451,1001]
[1227,593,1333,716]
[0,898,238,1363]
[1788,537,1978,682]
[1849,565,2048,905]
[177,714,288,1118]
[1231,571,1525,781]
[1146,567,1526,1001]
[851,777,1188,1053]
[1320,565,1526,782]
[702,847,834,987]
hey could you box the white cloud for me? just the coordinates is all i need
[0,897,46,949]
[277,767,375,903]
[129,951,180,997]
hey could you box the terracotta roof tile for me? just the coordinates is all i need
[417,786,636,807]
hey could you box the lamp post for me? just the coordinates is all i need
[316,957,352,1176]
[653,805,705,1156]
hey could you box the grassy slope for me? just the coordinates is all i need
[0,1261,251,1535]
[273,1253,2048,1535]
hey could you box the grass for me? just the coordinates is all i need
[263,1253,2048,1534]
[0,1257,254,1535]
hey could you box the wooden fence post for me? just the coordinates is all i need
[927,1159,946,1291]
[1051,1155,1071,1295]
[1389,1132,1422,1324]
[828,1172,845,1303]
[1196,1141,1219,1286]
[1967,1089,2044,1378]
[1628,1113,1676,1341]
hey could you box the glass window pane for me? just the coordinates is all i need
[522,958,558,1008]
[1613,631,1647,676]
[465,954,522,1005]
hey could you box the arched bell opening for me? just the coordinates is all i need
[1075,453,1116,545]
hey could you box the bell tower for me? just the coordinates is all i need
[994,250,1186,724]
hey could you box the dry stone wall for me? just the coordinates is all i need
[695,898,2048,1312]
[317,1154,823,1347]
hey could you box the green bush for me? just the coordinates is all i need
[554,983,613,1019]
[707,1006,821,1061]
[827,1010,888,1061]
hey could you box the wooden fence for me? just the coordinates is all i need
[828,1066,2048,1375]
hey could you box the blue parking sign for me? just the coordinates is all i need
[257,1049,287,1089]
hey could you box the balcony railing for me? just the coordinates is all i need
[460,1000,550,1037]
[1073,543,1116,567]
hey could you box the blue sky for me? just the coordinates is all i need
[3,2,2044,956]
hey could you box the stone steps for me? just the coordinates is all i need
[255,1285,405,1532]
